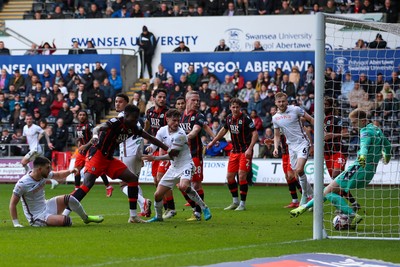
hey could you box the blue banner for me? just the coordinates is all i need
[162,51,315,83]
[0,55,121,76]
[326,49,400,81]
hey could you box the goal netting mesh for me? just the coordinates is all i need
[323,14,400,240]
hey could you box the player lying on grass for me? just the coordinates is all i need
[290,109,392,228]
[9,156,104,227]
[143,109,212,222]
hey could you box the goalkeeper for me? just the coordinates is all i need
[290,109,392,228]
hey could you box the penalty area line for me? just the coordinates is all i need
[86,238,314,267]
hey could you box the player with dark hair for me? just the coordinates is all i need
[291,109,391,228]
[145,88,176,219]
[324,97,359,211]
[175,96,186,113]
[10,156,103,227]
[144,109,212,222]
[74,109,114,197]
[208,98,258,211]
[64,104,178,223]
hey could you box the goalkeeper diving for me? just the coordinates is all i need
[290,109,392,228]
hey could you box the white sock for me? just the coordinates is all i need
[129,209,137,217]
[239,200,246,207]
[233,197,239,204]
[186,187,206,210]
[62,209,71,216]
[154,200,163,218]
[67,195,87,220]
[122,186,128,196]
[306,182,313,198]
[137,194,145,212]
[299,174,309,204]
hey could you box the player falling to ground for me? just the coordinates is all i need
[208,98,258,211]
[74,110,114,197]
[9,156,104,227]
[64,104,178,223]
[324,97,359,211]
[115,93,152,217]
[291,109,391,228]
[272,92,314,205]
[145,89,176,219]
[144,109,212,222]
[12,114,58,189]
[179,92,216,221]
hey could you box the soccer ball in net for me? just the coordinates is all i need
[332,214,350,231]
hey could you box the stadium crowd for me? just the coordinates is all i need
[18,0,399,23]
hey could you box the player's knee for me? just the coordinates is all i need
[297,170,305,177]
[63,216,72,227]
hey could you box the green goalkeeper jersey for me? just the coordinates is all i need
[356,123,392,171]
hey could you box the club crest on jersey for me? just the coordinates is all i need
[160,114,164,118]
[191,116,195,121]
[238,120,242,124]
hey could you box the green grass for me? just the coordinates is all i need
[1,184,399,267]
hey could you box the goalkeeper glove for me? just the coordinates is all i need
[382,152,391,165]
[358,155,366,168]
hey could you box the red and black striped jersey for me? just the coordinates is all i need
[223,113,256,153]
[280,134,289,155]
[145,106,169,136]
[180,110,207,159]
[94,117,143,159]
[324,114,346,154]
[76,122,93,155]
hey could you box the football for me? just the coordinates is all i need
[332,214,350,230]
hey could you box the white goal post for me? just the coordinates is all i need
[314,13,400,240]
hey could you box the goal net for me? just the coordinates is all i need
[321,14,400,240]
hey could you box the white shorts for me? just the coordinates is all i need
[121,154,143,177]
[159,163,194,189]
[289,143,310,170]
[23,150,43,162]
[30,197,58,227]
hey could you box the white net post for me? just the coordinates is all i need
[323,15,400,240]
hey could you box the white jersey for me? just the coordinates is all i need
[12,172,54,222]
[272,105,310,147]
[118,111,143,157]
[151,125,192,169]
[23,123,44,153]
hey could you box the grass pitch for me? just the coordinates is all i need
[0,183,399,267]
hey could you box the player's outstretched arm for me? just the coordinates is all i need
[207,127,228,149]
[141,130,169,152]
[9,194,23,227]
[187,125,202,140]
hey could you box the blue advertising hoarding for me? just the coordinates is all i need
[0,55,121,76]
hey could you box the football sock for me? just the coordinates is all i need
[325,192,354,216]
[65,195,88,220]
[101,174,110,187]
[288,179,299,200]
[166,196,175,210]
[163,199,168,210]
[239,200,246,207]
[123,186,145,212]
[195,189,204,213]
[181,191,196,208]
[72,185,90,202]
[185,187,206,209]
[227,180,238,198]
[298,173,310,199]
[74,172,81,187]
[154,200,163,218]
[127,182,138,211]
[239,180,248,202]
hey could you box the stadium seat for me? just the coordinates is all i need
[23,13,34,20]
[45,2,56,13]
[32,2,44,12]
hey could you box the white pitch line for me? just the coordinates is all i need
[85,239,314,267]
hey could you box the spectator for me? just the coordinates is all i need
[0,41,10,55]
[341,72,355,100]
[238,81,256,107]
[256,0,273,15]
[375,73,385,93]
[298,91,312,114]
[373,93,385,117]
[57,80,68,96]
[354,39,366,49]
[273,67,284,86]
[148,77,164,91]
[131,91,146,117]
[25,93,37,114]
[138,82,151,103]
[208,90,221,115]
[252,41,264,51]
[11,105,27,131]
[289,65,301,91]
[250,109,264,137]
[198,82,211,102]
[38,40,56,55]
[50,6,65,19]
[9,69,25,92]
[177,74,189,92]
[0,68,10,91]
[280,74,295,98]
[92,62,108,84]
[50,92,65,118]
[0,92,10,122]
[194,6,207,16]
[32,107,42,124]
[57,102,73,126]
[66,90,81,116]
[186,64,198,86]
[37,94,51,118]
[112,4,131,17]
[108,68,123,97]
[380,82,395,99]
[170,4,183,16]
[42,125,54,160]
[81,66,94,89]
[382,91,399,119]
[259,83,268,100]
[220,93,231,113]
[197,66,212,87]
[357,92,374,117]
[322,0,336,13]
[40,69,52,85]
[153,63,172,83]
[214,39,230,51]
[247,92,263,115]
[153,2,170,17]
[68,41,83,55]
[173,41,190,52]
[103,7,114,18]
[230,68,245,95]
[130,3,144,17]
[380,0,398,23]
[276,0,293,14]
[358,73,374,99]
[138,26,157,79]
[361,0,374,13]
[164,76,176,93]
[199,100,211,117]
[252,72,265,92]
[0,128,12,156]
[208,75,220,92]
[86,3,103,18]
[24,43,39,55]
[74,6,86,19]
[219,75,234,98]
[348,0,362,13]
[10,129,27,156]
[88,80,106,124]
[348,82,365,108]
[261,89,275,114]
[52,69,64,85]
[34,11,43,20]
[83,41,97,54]
[259,127,275,158]
[302,64,315,95]
[310,3,320,14]
[325,70,342,98]
[223,2,238,16]
[387,71,400,91]
[368,33,387,49]
[75,83,88,109]
[268,78,278,93]
[100,78,113,114]
[112,0,124,11]
[53,118,68,151]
